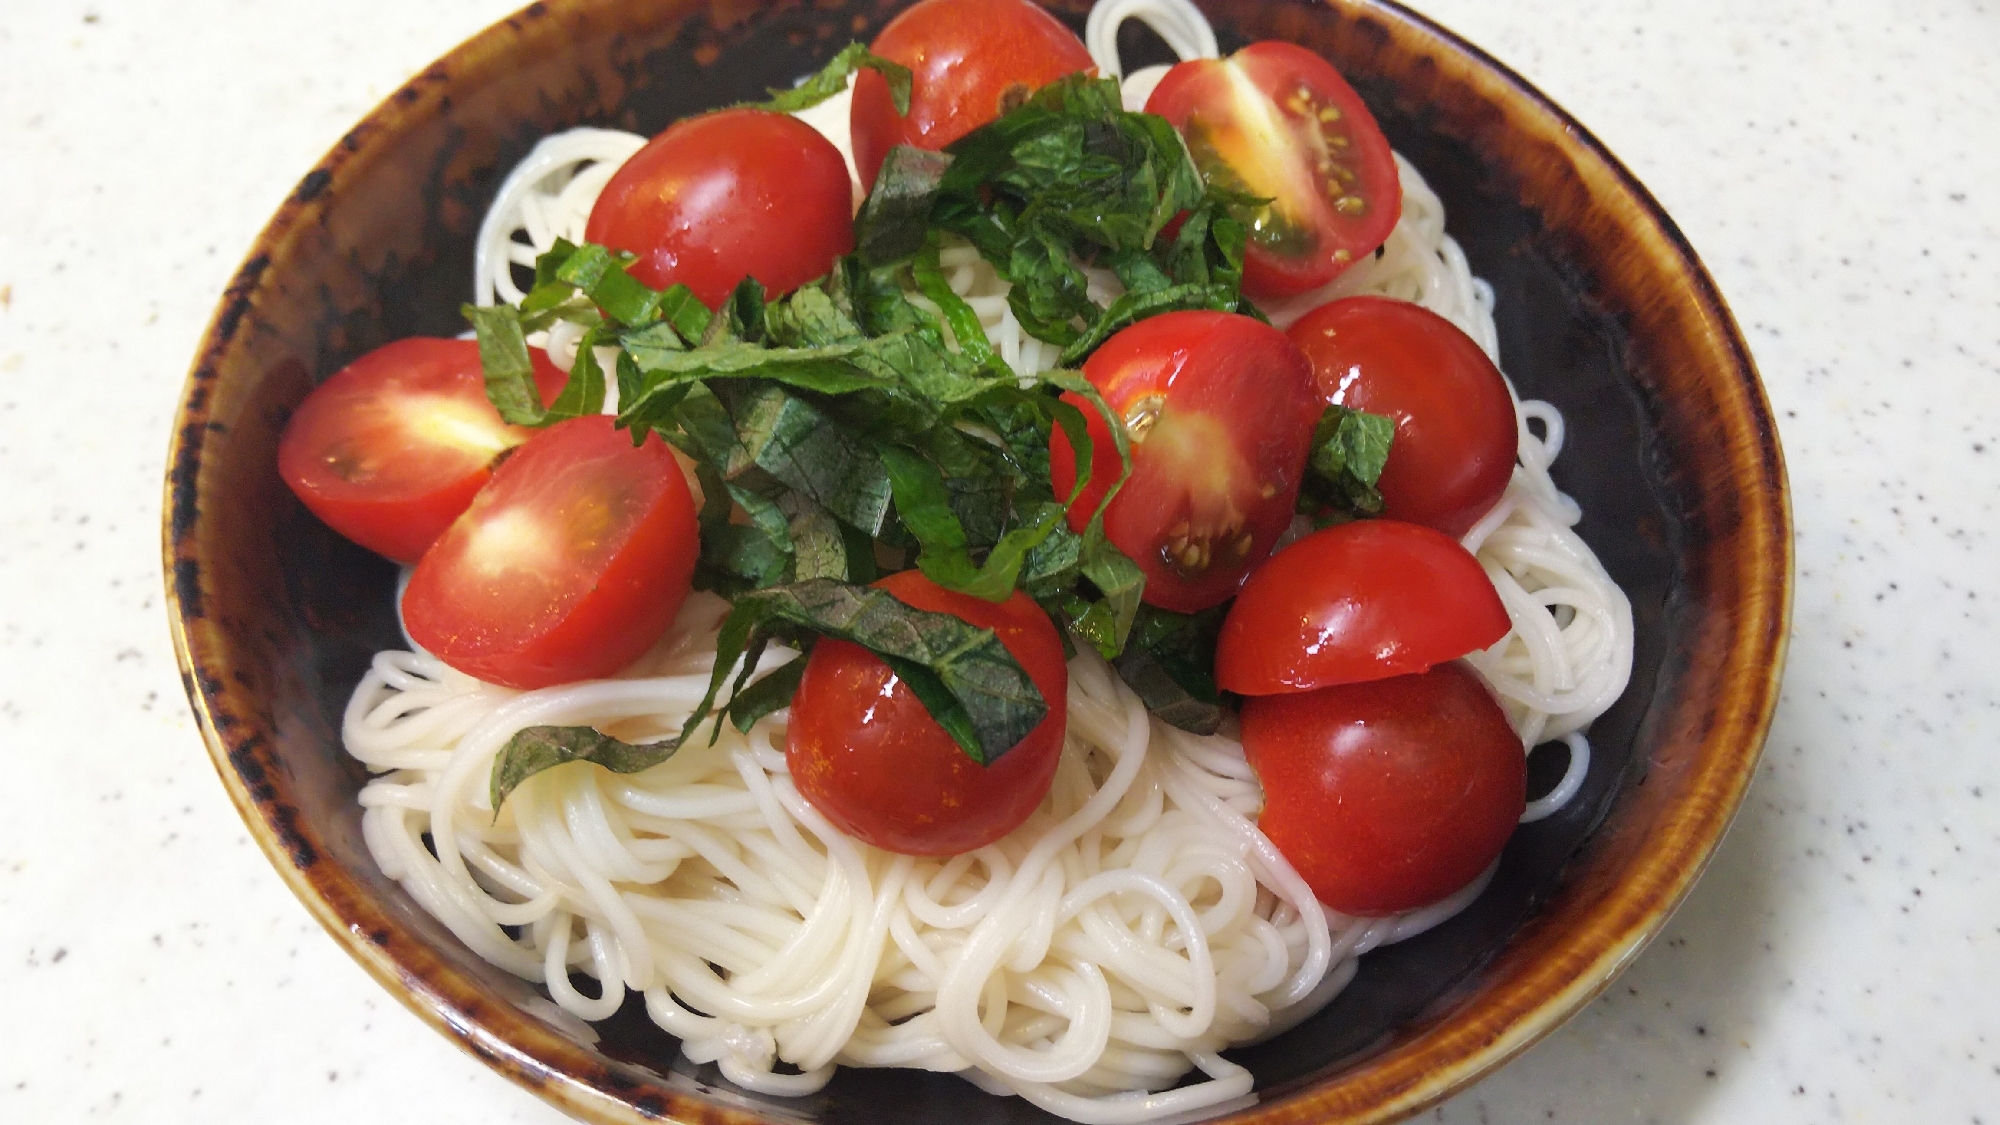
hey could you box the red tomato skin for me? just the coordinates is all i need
[785,571,1069,856]
[1147,41,1400,299]
[277,338,567,564]
[1215,519,1510,694]
[584,108,853,308]
[850,0,1095,188]
[1288,297,1517,538]
[1242,662,1525,916]
[1048,311,1319,612]
[402,415,699,689]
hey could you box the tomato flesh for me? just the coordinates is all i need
[850,0,1095,188]
[1049,311,1318,613]
[276,338,567,564]
[1147,41,1400,299]
[402,415,699,689]
[1242,662,1525,916]
[1289,297,1517,538]
[785,571,1068,856]
[1215,519,1509,694]
[585,108,854,309]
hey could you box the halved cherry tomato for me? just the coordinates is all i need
[1215,519,1509,693]
[850,0,1095,188]
[402,415,699,689]
[1147,42,1400,299]
[1242,661,1525,916]
[585,108,853,309]
[1289,297,1517,538]
[785,570,1068,856]
[1048,311,1318,613]
[276,337,567,564]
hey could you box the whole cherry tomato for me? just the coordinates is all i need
[277,338,567,564]
[785,570,1069,856]
[850,0,1095,188]
[585,108,853,308]
[1049,311,1319,613]
[1147,42,1400,299]
[1289,297,1517,538]
[403,415,699,689]
[1242,661,1526,916]
[1215,519,1510,694]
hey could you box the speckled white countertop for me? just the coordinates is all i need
[2,1,1996,1121]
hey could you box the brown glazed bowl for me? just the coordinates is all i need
[163,1,1790,1122]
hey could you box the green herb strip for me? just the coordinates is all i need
[466,303,550,426]
[756,42,912,117]
[912,234,995,365]
[490,725,683,814]
[919,75,1251,360]
[1110,605,1227,735]
[724,653,811,733]
[718,579,1049,765]
[488,647,809,812]
[856,146,951,267]
[1299,403,1395,523]
[550,322,609,418]
[1056,281,1238,369]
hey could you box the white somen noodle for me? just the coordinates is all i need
[357,3,1634,1117]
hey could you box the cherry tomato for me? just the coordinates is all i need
[1147,42,1400,299]
[1288,297,1517,538]
[785,570,1068,856]
[1242,661,1525,916]
[584,108,853,309]
[1215,519,1509,694]
[1048,311,1319,613]
[402,415,699,689]
[850,0,1095,188]
[276,338,567,564]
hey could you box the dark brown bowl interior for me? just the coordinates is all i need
[164,1,1790,1122]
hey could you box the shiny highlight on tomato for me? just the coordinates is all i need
[1243,661,1526,916]
[585,108,854,308]
[1050,311,1319,612]
[850,0,1095,188]
[1289,297,1517,538]
[403,415,700,689]
[785,571,1069,856]
[1215,519,1510,694]
[277,338,566,564]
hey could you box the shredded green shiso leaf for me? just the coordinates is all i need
[472,59,1392,809]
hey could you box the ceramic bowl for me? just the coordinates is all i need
[163,1,1790,1121]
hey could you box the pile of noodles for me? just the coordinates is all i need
[351,2,1633,1120]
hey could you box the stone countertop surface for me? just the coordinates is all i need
[2,1,1995,1122]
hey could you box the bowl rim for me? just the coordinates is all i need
[162,1,1792,1123]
